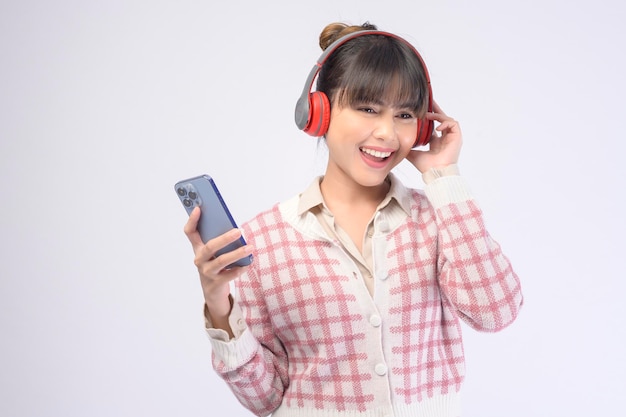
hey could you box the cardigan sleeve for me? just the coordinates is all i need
[207,264,289,417]
[425,175,523,332]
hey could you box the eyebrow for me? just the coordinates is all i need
[371,99,419,111]
[395,101,418,110]
[351,97,416,107]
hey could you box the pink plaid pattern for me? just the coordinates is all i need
[213,192,522,417]
[385,195,464,403]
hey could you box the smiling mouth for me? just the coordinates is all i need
[360,147,392,160]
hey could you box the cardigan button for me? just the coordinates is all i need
[369,315,382,327]
[374,363,388,376]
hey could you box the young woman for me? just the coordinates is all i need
[184,21,523,417]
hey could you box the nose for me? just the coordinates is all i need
[373,113,396,142]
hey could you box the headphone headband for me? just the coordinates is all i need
[294,29,434,146]
[296,31,394,130]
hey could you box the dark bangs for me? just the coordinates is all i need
[318,35,429,116]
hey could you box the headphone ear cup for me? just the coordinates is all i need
[304,91,331,137]
[414,118,434,147]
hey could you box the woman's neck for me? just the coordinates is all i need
[319,173,390,212]
[319,172,391,253]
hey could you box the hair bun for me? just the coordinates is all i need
[319,22,378,51]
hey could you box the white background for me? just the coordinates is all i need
[1,1,624,416]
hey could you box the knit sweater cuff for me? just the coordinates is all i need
[422,163,460,184]
[205,300,257,370]
[206,323,258,371]
[204,296,247,341]
[424,174,473,210]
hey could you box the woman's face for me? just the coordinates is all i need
[323,95,418,189]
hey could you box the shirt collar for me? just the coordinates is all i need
[297,173,412,217]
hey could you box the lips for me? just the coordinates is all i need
[359,147,394,168]
[360,147,392,159]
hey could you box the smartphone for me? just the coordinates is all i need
[174,174,252,267]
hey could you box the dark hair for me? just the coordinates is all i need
[317,22,430,117]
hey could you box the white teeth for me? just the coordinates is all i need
[361,148,392,158]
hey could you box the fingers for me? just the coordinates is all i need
[197,256,250,288]
[196,229,252,271]
[425,102,461,138]
[407,100,462,172]
[194,227,253,303]
[183,206,253,271]
[183,206,203,248]
[426,106,454,125]
[431,99,445,116]
[435,118,461,135]
[182,207,252,317]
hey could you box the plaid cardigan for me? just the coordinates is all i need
[207,175,523,417]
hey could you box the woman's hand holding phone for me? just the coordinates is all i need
[184,206,253,334]
[175,174,253,335]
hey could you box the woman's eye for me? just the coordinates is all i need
[398,112,414,119]
[358,107,376,114]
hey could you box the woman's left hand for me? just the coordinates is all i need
[406,100,463,173]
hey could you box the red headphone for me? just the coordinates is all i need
[294,30,434,147]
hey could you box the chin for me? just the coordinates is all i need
[356,173,390,188]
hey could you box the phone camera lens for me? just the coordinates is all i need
[177,187,187,196]
[188,191,197,200]
[183,199,192,207]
